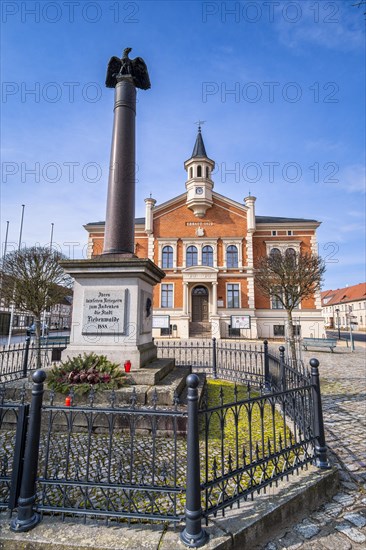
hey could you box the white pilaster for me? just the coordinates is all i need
[212,282,218,315]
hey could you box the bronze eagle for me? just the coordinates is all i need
[105,47,151,90]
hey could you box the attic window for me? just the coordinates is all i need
[287,230,293,236]
[272,230,277,236]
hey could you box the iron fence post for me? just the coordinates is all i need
[10,369,46,532]
[279,345,286,390]
[263,340,270,390]
[181,374,208,548]
[22,331,31,378]
[310,358,330,469]
[212,337,217,379]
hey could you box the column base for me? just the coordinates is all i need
[10,512,40,533]
[180,527,209,548]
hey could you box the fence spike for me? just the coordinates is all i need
[109,389,116,408]
[130,387,137,408]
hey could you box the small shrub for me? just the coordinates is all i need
[48,353,127,395]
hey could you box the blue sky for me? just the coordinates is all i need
[1,0,365,290]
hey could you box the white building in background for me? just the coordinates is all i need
[321,283,366,331]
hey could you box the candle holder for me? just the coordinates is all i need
[124,360,131,373]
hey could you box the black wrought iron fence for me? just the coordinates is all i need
[199,383,315,518]
[0,389,29,512]
[1,351,330,548]
[36,398,187,523]
[156,338,265,386]
[0,338,68,383]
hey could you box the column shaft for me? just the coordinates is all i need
[103,78,136,255]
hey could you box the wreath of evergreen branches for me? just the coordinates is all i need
[47,352,127,395]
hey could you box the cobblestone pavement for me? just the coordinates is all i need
[266,343,366,550]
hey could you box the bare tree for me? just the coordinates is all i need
[0,247,73,367]
[352,1,366,16]
[255,249,325,362]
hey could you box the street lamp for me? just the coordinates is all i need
[335,308,341,340]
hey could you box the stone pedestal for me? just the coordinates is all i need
[61,256,165,369]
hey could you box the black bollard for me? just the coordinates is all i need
[180,374,208,548]
[310,359,330,469]
[10,369,46,532]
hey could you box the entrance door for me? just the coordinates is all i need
[192,286,209,322]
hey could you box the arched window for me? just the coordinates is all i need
[202,245,213,266]
[226,245,238,268]
[285,247,296,264]
[186,246,198,267]
[162,245,173,269]
[197,165,202,177]
[285,247,296,257]
[189,167,193,179]
[206,166,209,178]
[270,247,281,258]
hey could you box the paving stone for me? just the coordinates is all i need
[319,533,352,550]
[343,512,366,528]
[278,531,303,549]
[332,493,355,507]
[309,511,332,527]
[323,502,343,517]
[295,519,320,540]
[265,543,278,550]
[340,481,358,491]
[335,522,366,544]
[337,470,351,482]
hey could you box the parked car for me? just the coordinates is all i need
[27,323,49,335]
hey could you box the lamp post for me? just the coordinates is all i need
[335,308,341,340]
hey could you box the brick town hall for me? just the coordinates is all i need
[85,127,324,340]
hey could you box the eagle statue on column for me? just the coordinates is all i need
[105,47,151,90]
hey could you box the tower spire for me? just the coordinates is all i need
[192,122,208,158]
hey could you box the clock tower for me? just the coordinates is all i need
[184,126,215,218]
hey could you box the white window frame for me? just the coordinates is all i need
[226,282,241,309]
[161,283,174,309]
[265,241,301,256]
[222,238,243,269]
[182,238,218,268]
[157,239,178,271]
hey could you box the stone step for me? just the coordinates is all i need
[125,358,175,385]
[178,372,206,407]
[146,365,191,405]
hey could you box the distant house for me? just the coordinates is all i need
[0,290,73,335]
[321,283,366,330]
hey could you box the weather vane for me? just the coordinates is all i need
[194,120,206,130]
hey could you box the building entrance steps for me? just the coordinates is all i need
[189,321,212,338]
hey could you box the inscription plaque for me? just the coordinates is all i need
[82,289,128,335]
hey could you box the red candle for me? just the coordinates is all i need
[124,360,131,373]
[65,396,71,407]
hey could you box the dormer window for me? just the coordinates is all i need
[197,165,202,177]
